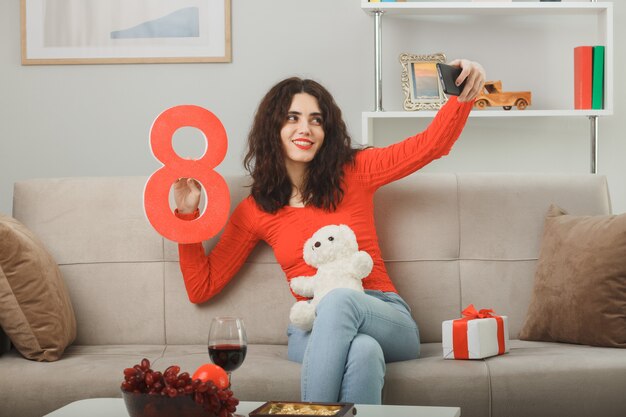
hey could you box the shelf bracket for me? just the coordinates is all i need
[589,116,598,174]
[373,10,384,112]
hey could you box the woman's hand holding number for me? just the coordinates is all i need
[448,59,486,103]
[174,178,202,214]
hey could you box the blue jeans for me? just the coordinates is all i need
[287,289,420,404]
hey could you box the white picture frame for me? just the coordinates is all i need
[21,0,231,65]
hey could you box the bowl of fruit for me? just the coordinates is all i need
[121,358,239,417]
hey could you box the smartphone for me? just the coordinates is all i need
[436,63,466,96]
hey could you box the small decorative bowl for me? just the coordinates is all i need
[249,401,356,417]
[122,390,214,417]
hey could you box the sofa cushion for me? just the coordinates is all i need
[519,205,626,348]
[0,214,76,361]
[384,343,490,417]
[0,345,164,417]
[486,340,626,417]
[157,344,302,402]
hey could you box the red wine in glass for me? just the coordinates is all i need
[208,317,247,382]
[208,344,247,372]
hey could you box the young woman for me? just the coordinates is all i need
[175,59,485,404]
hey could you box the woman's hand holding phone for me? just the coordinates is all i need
[442,59,486,102]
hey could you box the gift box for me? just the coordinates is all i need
[442,304,509,360]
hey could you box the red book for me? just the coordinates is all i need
[574,46,593,109]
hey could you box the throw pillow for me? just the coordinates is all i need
[0,214,77,361]
[519,204,626,348]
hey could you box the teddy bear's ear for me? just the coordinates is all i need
[337,225,358,248]
[338,224,355,238]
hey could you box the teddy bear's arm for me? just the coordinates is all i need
[350,251,374,279]
[290,276,315,297]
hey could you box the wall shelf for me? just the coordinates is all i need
[361,2,612,16]
[363,109,611,120]
[360,1,613,173]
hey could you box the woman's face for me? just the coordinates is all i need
[280,93,325,169]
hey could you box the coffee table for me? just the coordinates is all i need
[44,398,461,417]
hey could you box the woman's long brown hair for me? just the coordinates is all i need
[244,77,358,213]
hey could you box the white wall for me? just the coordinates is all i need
[1,1,624,216]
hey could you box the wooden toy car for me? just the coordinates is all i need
[474,80,531,110]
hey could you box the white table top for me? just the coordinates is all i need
[44,398,461,417]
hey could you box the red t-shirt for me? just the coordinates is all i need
[178,97,473,304]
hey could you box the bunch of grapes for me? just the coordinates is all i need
[121,358,239,417]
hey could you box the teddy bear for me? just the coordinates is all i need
[289,224,373,331]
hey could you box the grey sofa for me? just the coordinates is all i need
[1,174,625,417]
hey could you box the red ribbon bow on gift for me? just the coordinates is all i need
[462,304,496,319]
[452,304,506,359]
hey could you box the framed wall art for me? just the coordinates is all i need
[400,52,447,111]
[21,0,231,65]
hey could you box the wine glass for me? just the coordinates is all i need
[208,316,247,383]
